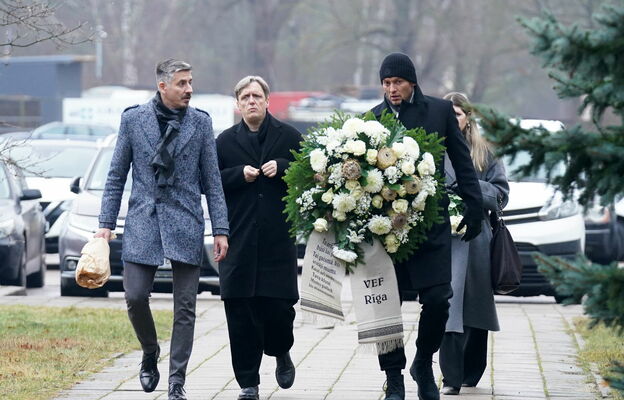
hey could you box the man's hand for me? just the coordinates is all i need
[261,160,278,178]
[94,228,113,242]
[213,235,229,262]
[457,214,482,242]
[243,165,260,182]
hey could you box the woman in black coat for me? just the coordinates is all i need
[215,76,302,400]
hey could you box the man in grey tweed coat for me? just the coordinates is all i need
[96,59,229,400]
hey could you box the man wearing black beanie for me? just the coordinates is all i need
[370,53,484,400]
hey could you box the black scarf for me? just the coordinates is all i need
[151,92,186,187]
[242,112,271,158]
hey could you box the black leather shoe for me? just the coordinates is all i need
[238,386,259,400]
[383,372,405,400]
[409,357,439,400]
[139,346,160,392]
[441,385,460,395]
[275,352,296,389]
[168,383,187,400]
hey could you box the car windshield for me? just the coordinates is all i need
[10,144,98,178]
[502,151,564,182]
[0,165,10,199]
[87,148,132,191]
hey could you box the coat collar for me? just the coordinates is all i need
[371,84,428,128]
[233,113,283,165]
[140,103,197,156]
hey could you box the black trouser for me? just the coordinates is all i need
[224,296,297,388]
[123,260,200,385]
[439,326,489,387]
[378,283,453,371]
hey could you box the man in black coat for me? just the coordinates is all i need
[216,76,302,400]
[371,53,483,400]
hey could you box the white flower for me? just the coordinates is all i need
[347,228,365,244]
[344,139,366,156]
[400,159,416,175]
[332,246,358,263]
[450,215,466,236]
[332,209,347,221]
[362,120,390,146]
[396,184,407,197]
[384,166,401,184]
[332,193,357,213]
[328,164,344,187]
[403,136,420,159]
[421,175,437,195]
[411,191,428,211]
[321,189,334,204]
[417,152,436,176]
[313,218,329,232]
[345,180,360,191]
[392,199,409,213]
[368,215,392,235]
[342,118,367,138]
[392,142,406,158]
[310,149,328,172]
[372,194,383,208]
[363,169,384,193]
[366,149,378,165]
[385,234,400,253]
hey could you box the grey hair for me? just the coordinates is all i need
[234,75,270,100]
[156,59,192,84]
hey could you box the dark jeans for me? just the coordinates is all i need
[224,296,297,388]
[123,260,200,385]
[378,283,453,371]
[439,326,489,387]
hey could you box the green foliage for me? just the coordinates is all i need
[472,3,624,206]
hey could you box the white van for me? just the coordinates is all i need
[502,119,585,301]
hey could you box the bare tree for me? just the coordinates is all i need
[0,0,90,54]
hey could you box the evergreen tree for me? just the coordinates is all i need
[472,3,624,393]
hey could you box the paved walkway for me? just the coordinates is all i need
[1,288,603,400]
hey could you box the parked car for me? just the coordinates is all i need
[58,145,220,297]
[30,122,116,141]
[0,161,47,287]
[584,198,624,264]
[8,140,100,264]
[503,120,585,301]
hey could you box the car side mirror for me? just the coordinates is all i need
[70,176,82,194]
[20,189,42,201]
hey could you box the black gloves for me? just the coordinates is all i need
[457,207,483,242]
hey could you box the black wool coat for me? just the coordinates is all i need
[216,114,302,299]
[371,86,483,290]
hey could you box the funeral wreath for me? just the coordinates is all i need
[284,111,445,269]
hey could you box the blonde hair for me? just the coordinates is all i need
[234,75,270,100]
[444,92,491,172]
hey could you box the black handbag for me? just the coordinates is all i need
[490,199,523,295]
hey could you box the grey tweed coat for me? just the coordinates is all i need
[445,154,509,333]
[99,102,229,267]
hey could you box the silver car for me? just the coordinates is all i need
[58,146,220,297]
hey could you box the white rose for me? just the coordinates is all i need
[392,142,406,158]
[392,199,409,213]
[363,120,389,136]
[345,180,361,191]
[411,191,428,211]
[417,152,436,176]
[313,218,329,232]
[403,136,420,159]
[372,194,384,208]
[385,234,399,253]
[321,189,334,204]
[396,184,407,197]
[344,139,367,156]
[332,209,347,221]
[366,149,378,165]
[400,160,416,175]
[310,149,328,172]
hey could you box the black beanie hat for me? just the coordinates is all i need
[379,53,417,83]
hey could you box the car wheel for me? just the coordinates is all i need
[2,242,27,287]
[60,277,108,297]
[26,239,46,288]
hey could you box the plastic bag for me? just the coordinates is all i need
[75,234,115,289]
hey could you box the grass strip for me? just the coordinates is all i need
[0,304,172,400]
